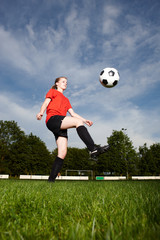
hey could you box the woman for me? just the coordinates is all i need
[36,76,109,182]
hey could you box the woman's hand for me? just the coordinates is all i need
[68,108,93,126]
[36,113,43,120]
[85,120,93,127]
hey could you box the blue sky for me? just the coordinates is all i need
[0,0,160,151]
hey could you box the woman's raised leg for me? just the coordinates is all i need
[61,116,95,152]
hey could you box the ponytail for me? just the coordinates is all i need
[51,84,57,89]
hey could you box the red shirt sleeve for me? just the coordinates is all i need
[67,98,72,110]
[46,88,55,99]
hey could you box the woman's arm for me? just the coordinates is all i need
[36,98,51,120]
[68,108,93,127]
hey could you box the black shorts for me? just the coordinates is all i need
[46,115,68,141]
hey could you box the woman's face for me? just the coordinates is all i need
[57,78,67,91]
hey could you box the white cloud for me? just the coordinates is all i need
[102,4,121,35]
[0,26,34,73]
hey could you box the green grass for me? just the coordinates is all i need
[0,180,160,240]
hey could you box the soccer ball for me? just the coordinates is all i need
[99,67,120,88]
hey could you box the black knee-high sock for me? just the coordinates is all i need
[76,125,95,151]
[49,156,64,181]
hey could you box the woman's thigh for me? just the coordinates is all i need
[61,116,83,129]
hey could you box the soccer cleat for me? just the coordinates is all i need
[90,145,110,161]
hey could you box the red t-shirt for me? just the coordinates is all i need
[45,89,72,123]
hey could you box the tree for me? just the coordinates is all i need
[106,130,138,178]
[8,133,53,175]
[0,120,26,175]
[138,143,160,175]
[149,143,160,175]
[0,120,25,147]
[0,139,10,173]
[138,143,148,175]
[25,133,53,175]
[0,120,52,175]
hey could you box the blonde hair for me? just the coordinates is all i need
[52,76,67,89]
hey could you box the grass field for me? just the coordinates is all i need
[0,180,160,240]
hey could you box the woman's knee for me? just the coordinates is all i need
[75,118,84,128]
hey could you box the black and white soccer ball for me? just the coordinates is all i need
[99,67,120,88]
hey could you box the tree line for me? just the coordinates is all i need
[0,120,160,178]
